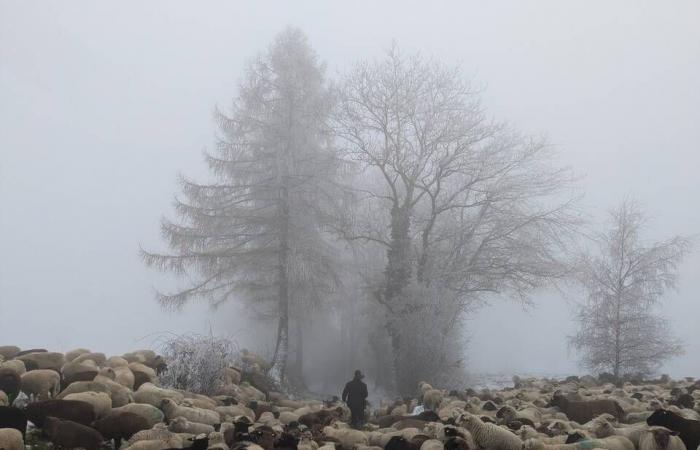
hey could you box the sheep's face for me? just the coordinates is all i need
[591,419,613,437]
[647,409,675,427]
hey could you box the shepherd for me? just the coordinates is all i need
[342,369,368,429]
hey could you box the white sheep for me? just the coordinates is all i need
[111,403,165,427]
[64,391,113,417]
[0,428,24,450]
[458,412,522,450]
[20,369,60,400]
[522,436,634,450]
[590,418,647,447]
[167,416,215,435]
[322,425,369,448]
[161,398,220,426]
[421,439,445,450]
[64,348,91,362]
[639,427,686,450]
[134,382,184,407]
[0,360,25,376]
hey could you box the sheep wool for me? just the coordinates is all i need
[0,427,24,450]
[639,428,686,450]
[459,413,522,450]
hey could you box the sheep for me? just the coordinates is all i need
[549,393,625,425]
[224,368,242,386]
[167,416,215,435]
[646,409,700,450]
[60,359,99,388]
[0,360,25,377]
[92,411,151,448]
[57,380,111,399]
[0,370,20,401]
[115,366,136,389]
[0,391,7,407]
[0,348,20,361]
[179,392,218,410]
[25,399,96,428]
[124,436,185,450]
[20,369,60,400]
[63,391,113,418]
[64,348,91,362]
[127,423,176,445]
[590,418,647,447]
[16,351,65,372]
[0,407,26,439]
[322,425,369,448]
[445,436,472,450]
[217,404,256,423]
[522,436,634,450]
[107,355,130,368]
[43,416,105,450]
[94,368,134,407]
[458,413,522,450]
[110,403,165,427]
[161,398,221,426]
[639,427,686,450]
[135,383,184,407]
[129,362,157,390]
[73,352,107,366]
[421,438,445,450]
[424,390,445,412]
[0,427,23,450]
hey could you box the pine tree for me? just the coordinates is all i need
[143,28,340,382]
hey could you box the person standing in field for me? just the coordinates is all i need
[342,369,368,429]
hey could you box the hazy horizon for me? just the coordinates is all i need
[1,1,698,381]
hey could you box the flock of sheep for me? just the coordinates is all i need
[1,346,700,450]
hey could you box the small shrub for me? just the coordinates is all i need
[157,332,239,395]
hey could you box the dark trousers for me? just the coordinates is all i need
[349,405,365,429]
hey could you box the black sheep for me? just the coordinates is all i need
[91,411,150,448]
[44,416,104,450]
[445,437,471,450]
[274,432,299,450]
[25,399,95,428]
[385,436,411,450]
[0,369,21,400]
[565,432,587,444]
[549,392,625,424]
[647,408,700,450]
[0,406,27,439]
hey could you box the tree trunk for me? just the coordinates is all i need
[383,204,413,394]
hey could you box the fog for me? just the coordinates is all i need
[1,0,699,385]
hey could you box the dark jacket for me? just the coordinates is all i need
[342,378,368,410]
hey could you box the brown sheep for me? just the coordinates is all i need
[44,416,104,450]
[0,347,20,361]
[20,369,60,400]
[92,411,150,448]
[0,369,21,400]
[549,392,625,424]
[25,399,96,427]
[16,352,65,372]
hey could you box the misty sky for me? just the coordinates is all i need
[1,1,698,377]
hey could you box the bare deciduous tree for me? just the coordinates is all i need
[334,46,579,394]
[569,198,691,379]
[142,28,340,383]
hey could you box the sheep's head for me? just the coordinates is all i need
[590,418,614,437]
[496,406,517,422]
[647,409,677,427]
[644,427,680,450]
